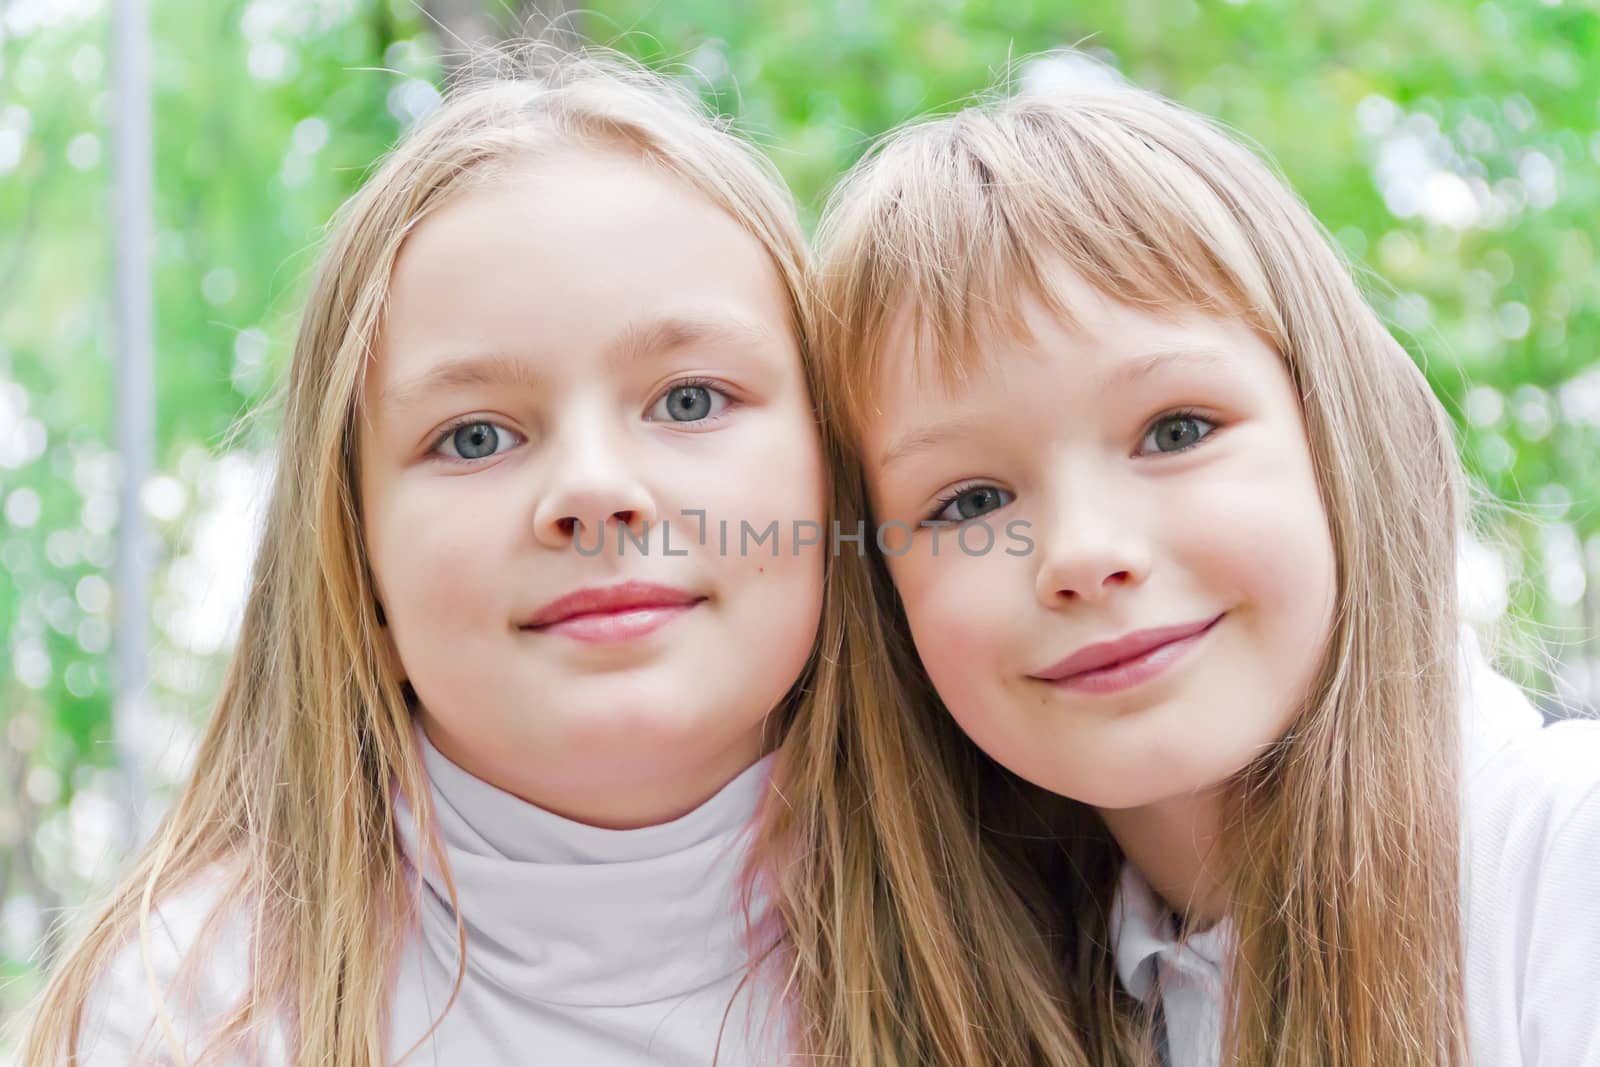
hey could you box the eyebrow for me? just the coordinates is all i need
[1106,343,1237,389]
[378,351,541,412]
[876,413,995,473]
[377,312,777,412]
[605,313,775,371]
[874,343,1238,472]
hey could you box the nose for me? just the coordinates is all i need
[532,424,658,551]
[1032,482,1151,607]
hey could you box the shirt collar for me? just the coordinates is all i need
[393,722,777,1007]
[1110,862,1233,1005]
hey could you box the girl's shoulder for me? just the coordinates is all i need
[1458,666,1600,1065]
[77,860,287,1065]
[1463,693,1600,861]
[1459,643,1600,840]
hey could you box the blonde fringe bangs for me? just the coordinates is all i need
[814,89,1329,431]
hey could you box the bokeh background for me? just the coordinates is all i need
[1,0,1597,1043]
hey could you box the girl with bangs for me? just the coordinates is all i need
[814,60,1600,1066]
[19,49,1090,1067]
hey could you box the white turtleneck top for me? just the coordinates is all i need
[387,731,786,1065]
[76,732,789,1066]
[1109,639,1600,1067]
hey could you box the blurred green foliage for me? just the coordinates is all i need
[1,0,1596,1030]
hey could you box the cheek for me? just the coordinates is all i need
[1195,500,1331,613]
[1248,477,1334,634]
[891,550,1016,696]
[695,407,826,625]
[754,410,827,519]
[1254,507,1337,704]
[697,410,827,541]
[368,481,516,631]
[1178,430,1336,621]
[1187,442,1338,720]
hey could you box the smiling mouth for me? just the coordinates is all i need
[521,602,703,644]
[518,581,708,645]
[1034,613,1224,695]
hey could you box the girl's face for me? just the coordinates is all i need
[359,148,825,829]
[862,265,1337,811]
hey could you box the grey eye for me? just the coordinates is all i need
[647,383,730,424]
[933,485,1014,523]
[956,487,1001,519]
[444,422,508,460]
[1141,414,1215,454]
[664,386,712,421]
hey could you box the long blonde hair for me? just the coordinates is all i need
[814,65,1470,1066]
[24,47,1091,1067]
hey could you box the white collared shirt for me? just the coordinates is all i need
[1109,641,1600,1066]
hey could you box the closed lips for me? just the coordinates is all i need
[522,582,703,628]
[1032,614,1223,681]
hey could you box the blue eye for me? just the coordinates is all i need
[434,420,519,462]
[929,484,1013,524]
[1140,411,1216,455]
[647,380,732,424]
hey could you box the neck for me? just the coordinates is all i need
[1097,785,1231,932]
[416,712,771,830]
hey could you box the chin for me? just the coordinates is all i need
[1013,750,1204,810]
[1055,776,1170,811]
[565,694,762,745]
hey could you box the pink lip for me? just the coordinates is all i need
[1031,613,1223,695]
[521,582,704,644]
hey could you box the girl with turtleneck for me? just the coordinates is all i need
[31,51,824,1067]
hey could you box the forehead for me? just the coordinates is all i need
[866,264,1126,420]
[389,147,723,285]
[367,148,796,398]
